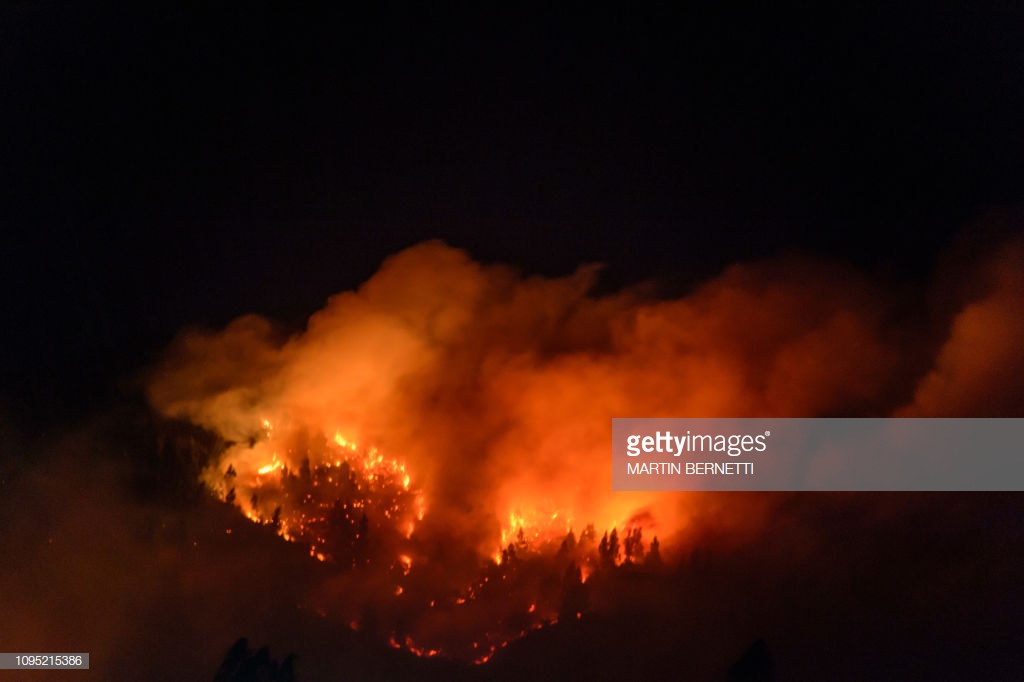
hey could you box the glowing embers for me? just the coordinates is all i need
[209,421,660,665]
[217,427,425,573]
[495,504,574,564]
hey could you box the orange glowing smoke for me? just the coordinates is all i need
[146,236,1024,659]
[147,241,710,557]
[149,239,1021,549]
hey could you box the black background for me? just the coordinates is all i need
[3,2,1023,426]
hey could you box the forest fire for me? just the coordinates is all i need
[143,237,1024,666]
[200,416,656,662]
[213,427,423,570]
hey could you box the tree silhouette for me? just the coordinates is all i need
[558,529,577,556]
[214,638,248,681]
[213,637,297,682]
[515,527,527,550]
[326,499,357,568]
[580,524,596,544]
[728,638,773,682]
[646,536,662,568]
[599,529,620,567]
[623,527,644,564]
[354,512,370,565]
[558,562,588,624]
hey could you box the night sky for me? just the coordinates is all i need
[4,2,1022,426]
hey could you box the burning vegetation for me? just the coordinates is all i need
[144,236,1024,666]
[214,428,424,567]
[203,420,664,662]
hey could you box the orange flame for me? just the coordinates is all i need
[144,238,1024,664]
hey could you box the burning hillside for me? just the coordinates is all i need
[193,417,663,661]
[144,236,1024,663]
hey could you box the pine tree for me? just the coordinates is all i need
[646,536,662,568]
[558,529,577,556]
[624,527,644,563]
[558,562,588,625]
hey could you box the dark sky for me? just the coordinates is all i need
[3,2,1023,425]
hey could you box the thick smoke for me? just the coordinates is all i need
[146,236,1023,559]
[3,232,1020,680]
[898,235,1024,416]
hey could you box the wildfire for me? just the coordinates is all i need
[140,237,1024,670]
[208,421,427,580]
[497,505,574,557]
[202,415,662,664]
[150,241,817,664]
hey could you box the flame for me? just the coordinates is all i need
[201,409,591,662]
[491,502,580,562]
[147,243,701,662]
[211,427,426,581]
[256,454,282,476]
[145,239,1024,664]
